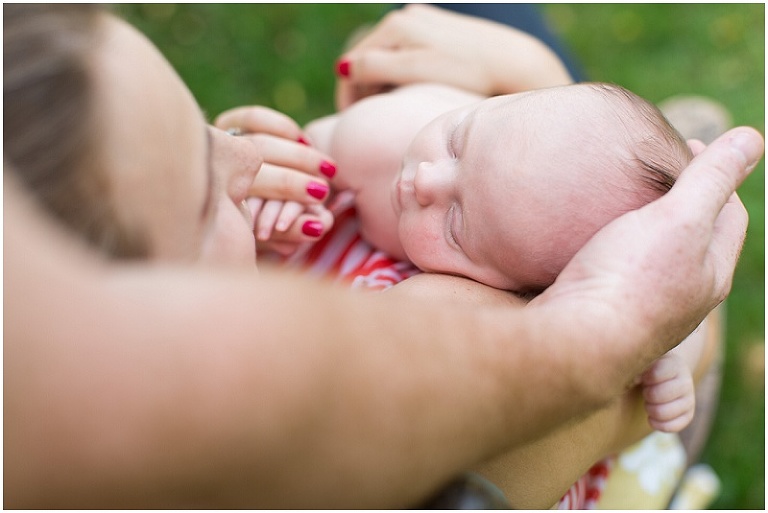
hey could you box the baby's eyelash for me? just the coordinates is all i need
[447,204,461,250]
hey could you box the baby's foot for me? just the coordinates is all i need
[640,352,695,433]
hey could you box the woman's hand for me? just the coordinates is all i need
[529,127,763,398]
[215,106,337,255]
[335,4,573,110]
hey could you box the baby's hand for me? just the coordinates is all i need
[214,106,338,257]
[640,352,696,433]
[250,199,333,258]
[247,162,335,257]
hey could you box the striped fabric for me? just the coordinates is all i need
[285,192,420,289]
[557,458,613,509]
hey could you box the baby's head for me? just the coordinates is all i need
[391,82,692,294]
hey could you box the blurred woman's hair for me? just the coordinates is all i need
[4,3,147,258]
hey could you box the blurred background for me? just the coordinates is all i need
[118,4,764,509]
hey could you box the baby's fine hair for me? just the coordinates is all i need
[587,82,692,197]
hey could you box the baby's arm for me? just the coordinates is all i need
[304,113,367,191]
[303,114,339,156]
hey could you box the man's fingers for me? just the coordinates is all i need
[686,139,706,156]
[709,192,749,299]
[666,127,763,222]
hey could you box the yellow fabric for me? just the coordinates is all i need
[597,432,686,509]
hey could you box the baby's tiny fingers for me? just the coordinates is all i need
[645,394,696,423]
[270,206,335,243]
[275,201,306,232]
[246,197,264,220]
[255,200,286,241]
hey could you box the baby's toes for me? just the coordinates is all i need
[649,409,695,433]
[643,376,692,404]
[646,396,696,432]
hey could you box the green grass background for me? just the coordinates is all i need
[118,4,764,509]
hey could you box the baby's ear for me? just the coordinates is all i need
[687,138,707,157]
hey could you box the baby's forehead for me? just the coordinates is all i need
[481,85,625,127]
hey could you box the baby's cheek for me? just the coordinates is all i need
[401,227,458,275]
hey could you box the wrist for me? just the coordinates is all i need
[525,297,652,406]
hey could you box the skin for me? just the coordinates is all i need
[393,86,643,291]
[0,186,722,508]
[310,83,658,293]
[96,16,336,266]
[335,4,574,109]
[94,16,259,265]
[4,6,762,509]
[304,82,701,502]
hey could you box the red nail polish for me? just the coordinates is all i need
[306,181,329,200]
[302,220,323,237]
[297,135,311,146]
[319,160,336,178]
[335,59,351,78]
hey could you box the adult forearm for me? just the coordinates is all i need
[8,119,760,507]
[335,4,574,109]
[487,27,575,94]
[6,264,631,509]
[477,390,649,509]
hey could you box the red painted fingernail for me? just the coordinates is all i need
[335,58,351,78]
[306,181,329,200]
[297,135,311,146]
[319,160,336,178]
[302,220,323,237]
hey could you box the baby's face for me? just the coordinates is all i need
[391,85,641,292]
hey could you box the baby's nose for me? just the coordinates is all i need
[414,161,452,207]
